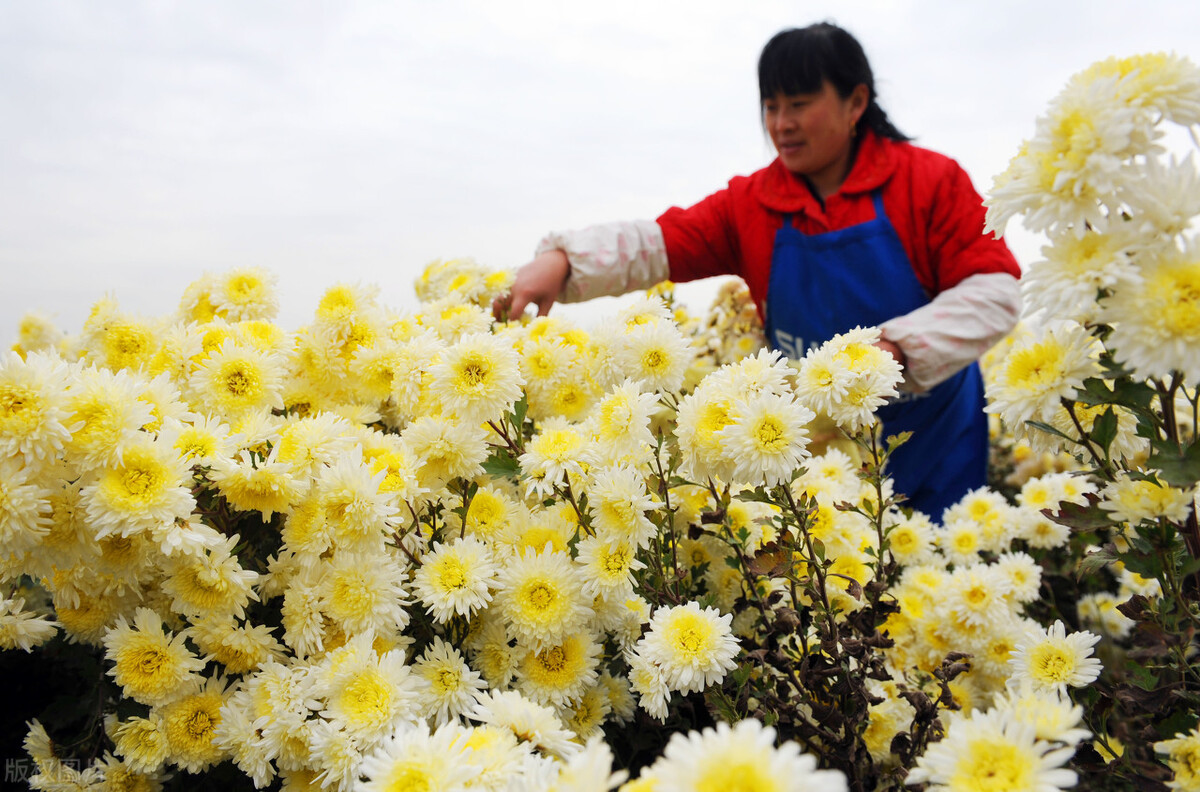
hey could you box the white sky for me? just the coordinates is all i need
[4,0,1200,342]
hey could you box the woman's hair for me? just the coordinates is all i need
[758,22,910,142]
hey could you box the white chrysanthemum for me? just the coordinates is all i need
[995,551,1043,605]
[938,519,984,567]
[1100,472,1194,525]
[357,723,478,792]
[1080,51,1200,126]
[1104,238,1200,381]
[907,708,1077,791]
[718,392,814,487]
[318,550,409,637]
[582,379,658,463]
[810,327,903,431]
[944,565,1014,630]
[0,351,78,466]
[886,511,937,566]
[985,74,1144,237]
[189,338,285,419]
[412,535,498,623]
[1155,725,1200,792]
[161,534,259,619]
[401,414,490,490]
[311,450,401,552]
[314,635,426,742]
[64,364,156,471]
[413,636,487,726]
[720,347,794,397]
[1009,619,1103,693]
[426,332,524,425]
[993,686,1091,746]
[495,547,593,652]
[637,602,739,694]
[103,607,205,707]
[212,267,278,322]
[515,630,602,708]
[1124,153,1200,238]
[0,457,52,553]
[468,689,579,760]
[674,380,739,483]
[519,417,588,498]
[943,485,1019,553]
[576,535,645,599]
[158,413,235,467]
[209,448,303,521]
[273,411,358,484]
[793,343,852,415]
[649,719,847,792]
[985,322,1101,429]
[186,613,283,675]
[159,675,230,773]
[1019,226,1142,322]
[615,319,693,394]
[113,714,170,774]
[466,614,520,688]
[82,437,196,539]
[585,463,660,550]
[0,597,58,651]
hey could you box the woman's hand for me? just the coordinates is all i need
[494,250,570,321]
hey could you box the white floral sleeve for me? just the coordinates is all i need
[536,220,670,303]
[881,272,1021,392]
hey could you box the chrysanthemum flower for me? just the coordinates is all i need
[318,550,409,636]
[0,351,77,466]
[615,319,693,394]
[519,417,588,498]
[1019,226,1140,322]
[985,321,1101,429]
[649,719,846,792]
[158,675,230,773]
[993,686,1091,746]
[162,535,259,619]
[995,551,1043,605]
[412,535,498,623]
[1100,471,1194,525]
[576,535,645,599]
[719,392,815,487]
[0,597,58,651]
[1009,619,1103,693]
[468,689,580,759]
[189,339,285,419]
[401,414,490,490]
[311,452,401,552]
[82,437,195,539]
[427,332,524,425]
[186,613,283,675]
[516,631,602,707]
[209,449,303,521]
[213,267,278,322]
[495,546,593,652]
[413,636,487,726]
[637,602,739,694]
[945,565,1014,630]
[585,463,659,550]
[1155,725,1200,791]
[64,365,155,471]
[314,635,426,742]
[907,709,1076,792]
[113,714,170,774]
[466,615,520,688]
[583,379,658,462]
[103,607,204,707]
[455,483,517,543]
[562,684,614,742]
[0,457,52,553]
[674,383,738,483]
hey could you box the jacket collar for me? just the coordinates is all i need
[755,130,898,214]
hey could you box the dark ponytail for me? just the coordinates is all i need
[758,23,910,142]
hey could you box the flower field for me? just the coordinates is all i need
[5,53,1200,792]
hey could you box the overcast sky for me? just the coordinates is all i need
[4,0,1200,342]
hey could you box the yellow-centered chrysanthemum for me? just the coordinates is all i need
[103,607,204,706]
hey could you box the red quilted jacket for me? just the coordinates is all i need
[657,130,1020,319]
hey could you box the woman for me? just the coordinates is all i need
[498,23,1021,520]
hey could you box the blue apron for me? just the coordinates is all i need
[764,191,987,520]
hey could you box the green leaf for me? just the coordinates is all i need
[1127,661,1159,692]
[1026,420,1079,444]
[1044,495,1114,532]
[885,431,912,453]
[510,394,529,428]
[1149,438,1200,489]
[1075,548,1117,581]
[481,449,521,480]
[1090,406,1119,455]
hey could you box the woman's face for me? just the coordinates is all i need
[763,81,868,194]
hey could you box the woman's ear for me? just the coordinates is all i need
[850,83,870,125]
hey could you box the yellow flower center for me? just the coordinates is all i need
[435,558,468,591]
[1029,643,1075,685]
[752,415,787,453]
[952,737,1035,791]
[694,759,778,792]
